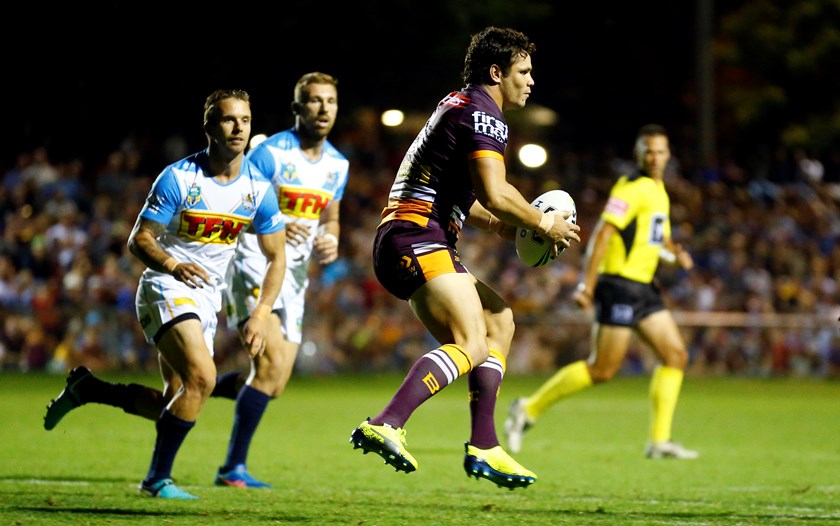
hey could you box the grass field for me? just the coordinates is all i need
[1,371,838,525]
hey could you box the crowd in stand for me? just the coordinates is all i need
[3,115,839,379]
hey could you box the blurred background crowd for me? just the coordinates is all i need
[4,2,840,379]
[2,113,839,379]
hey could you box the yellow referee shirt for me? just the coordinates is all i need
[599,172,671,284]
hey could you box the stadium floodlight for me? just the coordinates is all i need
[381,109,405,127]
[518,143,547,168]
[250,133,267,149]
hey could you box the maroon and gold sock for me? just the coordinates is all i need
[371,344,472,428]
[468,348,505,449]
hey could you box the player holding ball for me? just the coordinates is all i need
[349,26,579,490]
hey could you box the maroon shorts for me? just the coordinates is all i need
[373,220,468,300]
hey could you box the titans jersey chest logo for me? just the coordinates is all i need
[186,183,202,206]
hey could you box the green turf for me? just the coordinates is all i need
[1,371,838,525]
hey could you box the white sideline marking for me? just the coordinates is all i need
[0,479,90,486]
[727,485,840,492]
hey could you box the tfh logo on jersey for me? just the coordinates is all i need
[178,210,250,244]
[280,187,332,219]
[472,111,508,144]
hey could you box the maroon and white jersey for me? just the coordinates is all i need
[380,85,508,245]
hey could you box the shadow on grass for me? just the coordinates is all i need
[2,473,131,483]
[469,504,834,524]
[14,506,186,517]
[13,506,315,522]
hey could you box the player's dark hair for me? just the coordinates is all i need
[637,123,668,140]
[204,89,251,126]
[634,123,669,163]
[462,26,536,85]
[633,124,668,166]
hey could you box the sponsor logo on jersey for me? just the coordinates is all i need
[472,111,508,143]
[326,171,338,191]
[650,214,667,244]
[178,210,250,244]
[186,183,202,206]
[241,192,257,211]
[280,187,332,219]
[280,162,298,182]
[605,196,629,217]
[145,193,164,214]
[442,91,470,107]
[269,211,284,228]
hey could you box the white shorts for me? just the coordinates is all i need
[135,273,220,355]
[224,255,305,345]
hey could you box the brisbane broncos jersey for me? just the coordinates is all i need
[380,85,508,244]
[237,129,349,294]
[138,149,284,287]
[599,171,671,284]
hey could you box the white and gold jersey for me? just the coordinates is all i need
[225,129,348,338]
[138,149,284,310]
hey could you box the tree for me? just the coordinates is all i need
[714,0,840,157]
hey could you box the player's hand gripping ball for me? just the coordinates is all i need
[515,189,577,267]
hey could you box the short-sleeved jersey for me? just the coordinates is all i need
[237,128,349,295]
[598,171,671,284]
[138,149,285,288]
[380,85,508,245]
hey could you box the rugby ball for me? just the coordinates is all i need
[515,189,577,267]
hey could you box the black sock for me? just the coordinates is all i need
[222,385,271,470]
[211,371,242,399]
[144,410,194,483]
[80,377,130,408]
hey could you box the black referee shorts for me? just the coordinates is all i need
[593,274,665,327]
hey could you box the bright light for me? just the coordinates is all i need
[525,105,558,126]
[518,143,548,168]
[250,134,267,149]
[381,109,404,127]
[301,341,317,357]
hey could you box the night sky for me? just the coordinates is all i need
[6,1,703,169]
